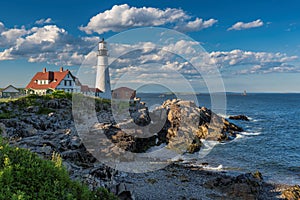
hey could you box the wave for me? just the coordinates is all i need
[217,113,231,119]
[235,134,245,139]
[240,131,261,136]
[203,164,223,171]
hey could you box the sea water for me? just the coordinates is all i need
[138,93,300,185]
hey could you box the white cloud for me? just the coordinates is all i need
[175,18,218,32]
[0,22,99,66]
[236,63,300,74]
[0,28,28,47]
[107,40,299,80]
[209,49,300,75]
[228,19,264,31]
[0,22,5,32]
[35,18,53,25]
[80,4,216,34]
[0,19,298,78]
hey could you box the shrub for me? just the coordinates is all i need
[36,107,54,115]
[0,112,15,119]
[0,140,117,200]
[50,91,72,100]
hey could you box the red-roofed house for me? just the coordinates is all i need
[25,67,82,95]
[25,67,105,97]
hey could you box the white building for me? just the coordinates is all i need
[25,67,83,95]
[0,85,21,98]
[96,39,112,99]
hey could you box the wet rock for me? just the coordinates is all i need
[205,172,263,200]
[229,115,250,121]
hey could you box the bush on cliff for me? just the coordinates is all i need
[0,138,117,200]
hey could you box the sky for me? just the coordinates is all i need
[1,0,300,92]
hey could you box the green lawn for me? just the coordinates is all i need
[0,98,18,103]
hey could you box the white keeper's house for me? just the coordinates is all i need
[25,67,104,97]
[25,67,81,95]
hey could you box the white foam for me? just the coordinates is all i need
[252,119,261,122]
[217,113,231,119]
[235,134,245,139]
[240,131,261,136]
[203,164,223,171]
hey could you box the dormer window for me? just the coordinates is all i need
[36,80,49,85]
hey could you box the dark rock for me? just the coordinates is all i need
[109,183,135,200]
[204,172,264,200]
[229,115,250,121]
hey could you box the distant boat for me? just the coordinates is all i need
[159,94,165,98]
[242,90,247,96]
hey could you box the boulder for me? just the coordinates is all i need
[205,172,263,200]
[109,183,135,200]
[229,115,250,121]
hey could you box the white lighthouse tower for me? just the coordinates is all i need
[96,39,111,99]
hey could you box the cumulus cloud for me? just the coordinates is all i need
[0,22,99,66]
[236,63,300,74]
[228,19,264,31]
[80,4,217,34]
[0,27,28,47]
[0,19,298,79]
[0,22,5,32]
[175,18,218,32]
[209,49,297,68]
[35,18,53,25]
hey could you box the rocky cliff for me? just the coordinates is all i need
[0,94,270,199]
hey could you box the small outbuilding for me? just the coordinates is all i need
[0,85,20,98]
[112,87,136,100]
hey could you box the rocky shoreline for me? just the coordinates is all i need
[0,95,298,199]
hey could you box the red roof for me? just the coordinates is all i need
[81,85,90,92]
[81,85,102,93]
[89,88,102,93]
[112,87,135,92]
[25,69,69,90]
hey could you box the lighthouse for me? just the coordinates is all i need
[96,39,111,99]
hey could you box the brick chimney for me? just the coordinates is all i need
[43,68,46,73]
[60,67,64,72]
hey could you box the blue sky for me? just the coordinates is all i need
[1,0,300,92]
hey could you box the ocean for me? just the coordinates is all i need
[138,93,300,185]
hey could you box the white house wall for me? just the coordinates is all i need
[56,73,81,93]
